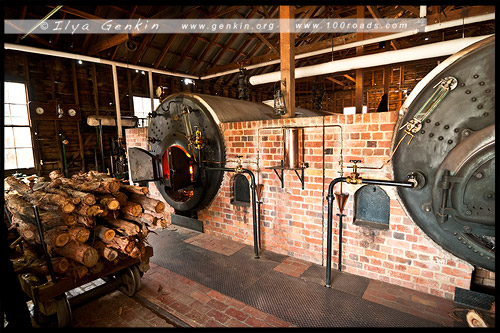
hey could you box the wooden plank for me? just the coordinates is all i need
[71,61,85,171]
[355,6,364,114]
[280,5,295,118]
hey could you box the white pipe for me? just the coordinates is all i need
[202,12,494,80]
[249,35,492,85]
[4,43,198,80]
[419,6,427,18]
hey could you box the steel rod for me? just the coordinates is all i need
[33,205,57,282]
[205,167,260,258]
[337,213,346,272]
[325,177,414,287]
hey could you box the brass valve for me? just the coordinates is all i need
[346,159,362,184]
[194,126,204,150]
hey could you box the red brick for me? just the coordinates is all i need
[207,309,230,324]
[225,307,249,322]
[245,317,271,327]
[207,298,229,312]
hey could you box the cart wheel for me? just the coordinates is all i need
[55,294,72,328]
[131,265,142,291]
[33,303,51,326]
[119,266,139,297]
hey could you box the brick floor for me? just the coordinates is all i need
[136,263,295,327]
[362,279,456,326]
[273,256,313,277]
[183,233,246,256]
[71,288,175,327]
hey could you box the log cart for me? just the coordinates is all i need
[4,171,167,327]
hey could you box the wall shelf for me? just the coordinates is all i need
[265,160,307,190]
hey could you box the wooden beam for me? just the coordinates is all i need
[343,74,356,82]
[280,5,295,118]
[326,77,345,86]
[153,35,176,69]
[354,6,364,114]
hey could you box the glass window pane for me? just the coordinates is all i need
[4,104,12,125]
[16,148,35,169]
[6,82,27,104]
[5,148,17,170]
[10,104,29,125]
[13,127,33,148]
[4,127,15,148]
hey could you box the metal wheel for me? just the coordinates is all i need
[118,266,139,297]
[55,294,72,327]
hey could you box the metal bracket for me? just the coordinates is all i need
[266,160,307,189]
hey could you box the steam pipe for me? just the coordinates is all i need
[204,167,260,259]
[249,35,492,85]
[325,177,415,287]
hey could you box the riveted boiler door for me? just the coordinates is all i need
[147,94,225,213]
[391,36,495,271]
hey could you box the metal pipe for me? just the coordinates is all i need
[204,167,260,259]
[249,35,492,85]
[4,43,198,80]
[18,5,63,41]
[325,177,415,287]
[201,13,495,80]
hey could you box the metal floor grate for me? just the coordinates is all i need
[148,227,442,327]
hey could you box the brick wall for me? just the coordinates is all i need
[125,112,474,300]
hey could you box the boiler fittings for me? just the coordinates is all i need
[346,160,362,184]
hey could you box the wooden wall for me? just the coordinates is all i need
[4,49,443,177]
[3,49,272,177]
[295,58,444,113]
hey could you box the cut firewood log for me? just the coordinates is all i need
[94,225,115,243]
[54,241,99,267]
[97,207,109,217]
[60,187,96,206]
[97,195,120,210]
[76,214,95,228]
[119,183,149,195]
[106,236,141,258]
[466,310,488,327]
[100,216,140,236]
[49,172,120,194]
[68,226,90,243]
[127,192,165,213]
[121,212,157,227]
[144,210,169,228]
[119,201,142,217]
[93,240,119,261]
[62,213,78,226]
[13,257,70,275]
[5,192,35,219]
[111,191,128,206]
[5,177,75,213]
[107,210,120,219]
[12,216,69,249]
[89,259,105,274]
[74,203,103,216]
[68,261,88,279]
[31,178,62,191]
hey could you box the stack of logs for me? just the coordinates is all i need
[4,170,167,279]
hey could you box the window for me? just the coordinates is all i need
[4,82,35,170]
[133,96,160,127]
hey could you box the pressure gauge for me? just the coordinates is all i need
[68,108,77,117]
[35,107,44,115]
